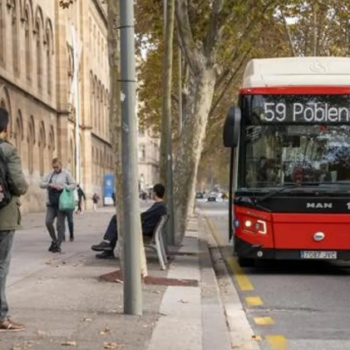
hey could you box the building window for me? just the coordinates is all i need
[139,144,146,161]
[36,21,42,90]
[39,124,45,176]
[28,122,34,175]
[25,8,31,81]
[12,1,19,74]
[46,31,52,95]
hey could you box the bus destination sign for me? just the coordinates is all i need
[257,95,350,123]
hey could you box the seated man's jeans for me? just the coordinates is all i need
[102,214,154,251]
[103,215,118,250]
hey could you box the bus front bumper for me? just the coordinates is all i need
[234,236,350,261]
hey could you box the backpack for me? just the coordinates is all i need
[0,140,12,208]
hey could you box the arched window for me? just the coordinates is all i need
[0,1,4,65]
[92,147,95,183]
[46,30,51,95]
[24,7,31,81]
[36,20,42,90]
[15,110,23,156]
[12,0,19,74]
[69,138,74,175]
[28,121,35,175]
[48,126,55,161]
[39,123,45,176]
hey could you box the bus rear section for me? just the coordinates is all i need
[222,56,350,267]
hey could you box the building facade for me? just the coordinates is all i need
[0,0,113,212]
[0,0,159,213]
[138,126,160,191]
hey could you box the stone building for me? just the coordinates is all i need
[138,126,160,191]
[0,0,113,212]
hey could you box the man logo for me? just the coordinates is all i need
[306,202,332,209]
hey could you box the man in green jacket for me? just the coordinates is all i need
[0,108,28,332]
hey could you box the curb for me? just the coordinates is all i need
[200,213,260,350]
[197,215,232,350]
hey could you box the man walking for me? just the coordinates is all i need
[0,108,28,331]
[76,184,86,214]
[40,158,76,253]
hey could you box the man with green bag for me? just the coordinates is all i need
[40,158,76,253]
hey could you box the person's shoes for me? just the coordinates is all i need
[91,241,113,252]
[96,251,115,259]
[52,245,62,253]
[48,242,56,252]
[70,236,74,242]
[0,318,25,332]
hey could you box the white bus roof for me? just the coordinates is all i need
[242,57,350,89]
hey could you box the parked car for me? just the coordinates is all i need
[207,192,217,202]
[195,192,204,199]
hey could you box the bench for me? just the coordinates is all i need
[143,215,169,270]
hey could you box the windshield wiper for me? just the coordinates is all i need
[256,182,321,203]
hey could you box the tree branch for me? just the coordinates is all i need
[281,10,297,56]
[203,0,225,63]
[175,0,199,73]
[209,48,252,118]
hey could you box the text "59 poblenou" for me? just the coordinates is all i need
[263,102,350,123]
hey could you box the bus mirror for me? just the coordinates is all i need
[223,106,241,148]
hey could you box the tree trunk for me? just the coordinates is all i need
[159,0,175,187]
[173,67,216,241]
[107,0,147,277]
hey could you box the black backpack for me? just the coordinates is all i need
[0,140,12,208]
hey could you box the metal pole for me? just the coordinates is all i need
[120,0,143,315]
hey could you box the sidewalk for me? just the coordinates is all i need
[0,206,232,350]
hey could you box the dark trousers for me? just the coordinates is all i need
[46,206,66,246]
[103,214,153,251]
[57,210,74,238]
[0,231,14,321]
[104,215,118,250]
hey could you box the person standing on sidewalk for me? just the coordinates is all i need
[40,158,76,253]
[92,193,99,211]
[0,108,28,332]
[76,184,86,214]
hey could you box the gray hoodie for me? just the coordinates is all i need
[40,169,76,203]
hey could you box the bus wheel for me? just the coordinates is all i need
[237,257,255,268]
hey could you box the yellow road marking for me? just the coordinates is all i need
[265,335,287,350]
[205,215,254,291]
[226,256,254,291]
[254,316,275,325]
[245,296,263,306]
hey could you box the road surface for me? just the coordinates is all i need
[198,200,350,350]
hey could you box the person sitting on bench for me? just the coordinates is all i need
[91,183,167,259]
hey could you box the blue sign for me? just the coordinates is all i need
[103,174,115,206]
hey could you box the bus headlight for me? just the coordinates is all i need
[244,220,252,228]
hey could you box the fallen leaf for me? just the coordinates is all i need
[252,335,262,341]
[103,342,118,349]
[37,330,47,337]
[61,341,77,346]
[100,327,111,335]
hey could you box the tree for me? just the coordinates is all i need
[59,0,148,277]
[172,0,281,240]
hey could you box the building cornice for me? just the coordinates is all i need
[91,0,108,27]
[91,131,111,147]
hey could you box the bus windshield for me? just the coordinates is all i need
[239,94,350,189]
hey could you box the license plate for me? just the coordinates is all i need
[300,251,337,259]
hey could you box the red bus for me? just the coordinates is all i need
[223,57,350,267]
